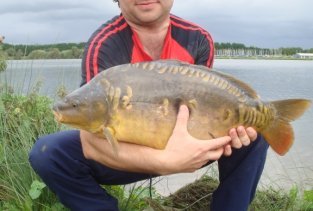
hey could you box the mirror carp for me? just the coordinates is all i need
[53,60,311,156]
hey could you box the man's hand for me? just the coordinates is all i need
[159,105,232,174]
[229,126,258,149]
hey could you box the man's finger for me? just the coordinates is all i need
[223,144,232,156]
[229,128,242,148]
[237,126,250,146]
[246,127,258,141]
[206,147,224,160]
[173,105,189,132]
[206,136,232,150]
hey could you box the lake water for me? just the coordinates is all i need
[1,59,312,194]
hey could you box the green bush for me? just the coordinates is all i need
[0,46,7,71]
[0,85,66,210]
[0,58,6,72]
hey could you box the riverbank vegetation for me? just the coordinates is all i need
[0,43,85,60]
[0,45,7,71]
[0,83,64,210]
[0,58,6,72]
[215,43,313,57]
[0,42,312,60]
[0,83,312,210]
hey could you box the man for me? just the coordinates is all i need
[29,0,269,210]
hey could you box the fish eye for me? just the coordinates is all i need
[72,102,78,108]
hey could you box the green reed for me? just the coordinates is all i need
[0,83,66,210]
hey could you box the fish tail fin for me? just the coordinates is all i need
[103,127,119,157]
[263,99,311,155]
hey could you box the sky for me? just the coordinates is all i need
[0,0,312,49]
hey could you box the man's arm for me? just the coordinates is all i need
[81,105,232,175]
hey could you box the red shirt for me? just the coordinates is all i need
[81,14,214,86]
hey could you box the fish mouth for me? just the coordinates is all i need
[52,110,85,129]
[53,110,64,122]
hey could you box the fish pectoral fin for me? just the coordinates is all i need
[103,127,119,157]
[208,132,216,139]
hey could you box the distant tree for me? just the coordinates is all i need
[231,43,246,49]
[6,47,16,58]
[214,42,220,49]
[2,42,310,60]
[61,49,74,59]
[280,47,303,55]
[15,49,24,59]
[47,48,61,59]
[28,50,47,59]
[71,46,83,58]
[0,45,7,59]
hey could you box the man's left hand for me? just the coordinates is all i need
[229,126,258,149]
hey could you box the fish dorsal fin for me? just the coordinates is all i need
[211,69,260,99]
[137,60,259,99]
[153,60,260,99]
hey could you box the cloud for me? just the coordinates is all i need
[171,0,313,48]
[0,0,312,48]
[0,0,120,44]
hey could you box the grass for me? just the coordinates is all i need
[146,175,313,211]
[0,59,6,72]
[0,82,312,210]
[0,56,7,72]
[0,83,65,210]
[250,187,313,210]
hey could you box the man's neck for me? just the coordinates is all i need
[127,18,170,60]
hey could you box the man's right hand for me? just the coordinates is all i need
[159,105,232,174]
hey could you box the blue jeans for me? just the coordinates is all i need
[29,130,268,211]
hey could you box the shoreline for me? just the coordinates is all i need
[215,56,313,61]
[3,56,313,62]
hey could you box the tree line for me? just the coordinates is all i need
[0,42,313,60]
[214,42,313,57]
[0,43,85,60]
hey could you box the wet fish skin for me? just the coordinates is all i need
[53,60,311,156]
